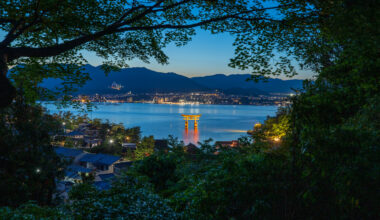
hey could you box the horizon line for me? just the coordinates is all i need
[84,64,310,81]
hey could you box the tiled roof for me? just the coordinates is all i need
[79,153,120,166]
[114,161,134,169]
[98,173,115,181]
[65,171,80,179]
[64,165,92,179]
[185,143,201,154]
[67,165,92,173]
[54,147,83,158]
[66,130,85,136]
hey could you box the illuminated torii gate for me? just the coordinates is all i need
[181,114,201,129]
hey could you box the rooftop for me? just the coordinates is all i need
[67,165,92,173]
[98,173,115,181]
[65,130,85,137]
[54,147,84,158]
[65,165,92,179]
[114,161,134,169]
[79,153,121,166]
[185,143,201,154]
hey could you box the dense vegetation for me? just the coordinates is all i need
[0,0,379,219]
[52,111,156,160]
[0,97,65,206]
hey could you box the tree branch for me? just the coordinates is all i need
[7,27,116,61]
[152,0,192,12]
[111,5,147,27]
[118,0,166,26]
[117,4,293,32]
[0,1,44,48]
[6,3,293,61]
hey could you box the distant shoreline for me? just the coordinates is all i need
[41,101,281,108]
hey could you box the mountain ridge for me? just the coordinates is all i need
[39,65,303,95]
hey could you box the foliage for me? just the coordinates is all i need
[67,177,182,219]
[80,172,95,184]
[1,179,182,219]
[56,111,89,131]
[135,136,155,160]
[8,62,90,105]
[130,151,185,195]
[0,96,65,207]
[55,112,142,155]
[282,1,380,218]
[126,138,295,219]
[68,183,99,201]
[63,138,77,148]
[0,202,65,219]
[249,107,290,146]
[262,108,290,140]
[288,87,380,219]
[175,153,292,219]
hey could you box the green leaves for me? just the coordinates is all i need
[135,136,155,160]
[8,54,89,106]
[0,99,65,206]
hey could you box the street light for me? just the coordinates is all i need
[62,122,66,133]
[109,139,114,144]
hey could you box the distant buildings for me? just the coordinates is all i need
[122,143,137,151]
[215,140,239,148]
[55,147,86,163]
[79,153,121,173]
[110,81,124,90]
[64,131,85,139]
[74,91,292,106]
[54,147,133,199]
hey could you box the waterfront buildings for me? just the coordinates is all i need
[75,91,291,106]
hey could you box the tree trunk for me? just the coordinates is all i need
[0,54,16,107]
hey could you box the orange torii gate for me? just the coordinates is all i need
[181,114,201,129]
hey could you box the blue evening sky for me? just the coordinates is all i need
[84,29,315,79]
[1,29,315,80]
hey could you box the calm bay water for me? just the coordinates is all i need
[45,103,278,144]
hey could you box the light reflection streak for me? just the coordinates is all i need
[183,128,199,145]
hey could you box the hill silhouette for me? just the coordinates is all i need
[191,74,303,94]
[41,65,303,95]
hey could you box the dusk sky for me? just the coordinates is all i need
[84,28,315,80]
[1,29,315,80]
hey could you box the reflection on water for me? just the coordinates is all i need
[44,103,278,143]
[183,128,199,145]
[218,129,247,133]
